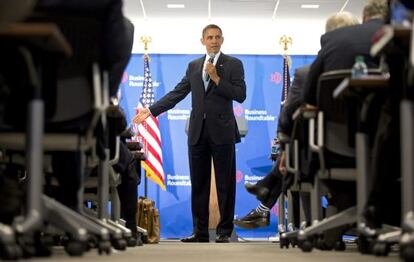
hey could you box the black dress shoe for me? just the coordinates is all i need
[233,209,270,229]
[181,234,209,243]
[244,183,269,202]
[215,235,230,243]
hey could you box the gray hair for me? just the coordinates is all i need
[325,11,360,32]
[363,0,388,21]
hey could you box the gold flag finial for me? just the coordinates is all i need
[279,35,292,53]
[140,36,152,52]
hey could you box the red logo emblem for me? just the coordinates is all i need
[236,170,244,183]
[122,71,128,84]
[233,104,244,117]
[270,72,282,85]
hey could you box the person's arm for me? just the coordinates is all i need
[278,150,287,175]
[133,66,191,124]
[302,53,324,107]
[213,59,246,103]
[149,66,192,116]
[278,66,309,135]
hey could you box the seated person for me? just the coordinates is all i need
[301,0,388,218]
[32,0,135,211]
[234,11,360,229]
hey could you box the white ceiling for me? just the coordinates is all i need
[124,0,368,55]
[123,0,366,21]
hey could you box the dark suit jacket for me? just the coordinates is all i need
[303,19,384,105]
[150,53,246,146]
[36,0,134,96]
[277,65,310,136]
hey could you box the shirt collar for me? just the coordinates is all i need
[204,51,221,65]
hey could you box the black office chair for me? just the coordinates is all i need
[278,108,315,249]
[0,12,131,257]
[297,70,358,252]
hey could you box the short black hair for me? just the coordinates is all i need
[202,24,223,38]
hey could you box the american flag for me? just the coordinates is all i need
[281,55,291,106]
[134,54,166,190]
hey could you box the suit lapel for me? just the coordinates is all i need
[206,53,226,94]
[196,56,206,91]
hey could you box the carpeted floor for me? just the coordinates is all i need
[31,240,401,262]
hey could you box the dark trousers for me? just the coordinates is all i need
[117,162,139,234]
[188,122,236,237]
[256,160,283,209]
[114,141,140,234]
[366,98,401,227]
[257,157,311,224]
[52,151,82,211]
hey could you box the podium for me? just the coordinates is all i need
[185,116,248,241]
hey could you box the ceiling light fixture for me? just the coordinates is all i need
[272,0,281,20]
[301,4,319,9]
[167,4,185,8]
[208,0,212,20]
[139,0,147,19]
[340,0,350,12]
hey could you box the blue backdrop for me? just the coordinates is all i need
[119,53,315,239]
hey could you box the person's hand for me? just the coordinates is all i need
[205,62,220,85]
[278,151,287,176]
[304,103,317,110]
[133,107,152,124]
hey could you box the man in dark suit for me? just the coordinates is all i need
[300,0,389,223]
[302,0,387,106]
[134,24,246,243]
[233,10,361,229]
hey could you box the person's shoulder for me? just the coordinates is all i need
[189,56,205,66]
[296,64,310,75]
[222,53,239,61]
[221,54,243,67]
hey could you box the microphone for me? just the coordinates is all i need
[204,53,215,82]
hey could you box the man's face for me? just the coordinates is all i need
[201,28,224,54]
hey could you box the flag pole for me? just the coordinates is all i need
[140,36,152,197]
[279,35,292,105]
[274,35,293,239]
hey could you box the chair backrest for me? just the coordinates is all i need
[316,69,382,160]
[29,11,104,126]
[0,0,35,29]
[317,70,354,158]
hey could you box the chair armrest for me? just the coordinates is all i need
[278,132,290,144]
[108,136,120,165]
[292,106,317,121]
[126,141,142,151]
[132,151,147,161]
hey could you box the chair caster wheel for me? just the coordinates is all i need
[111,238,127,251]
[373,242,390,256]
[300,240,313,252]
[0,244,23,260]
[127,237,137,247]
[401,244,414,262]
[97,241,111,255]
[334,241,346,251]
[357,236,372,254]
[280,237,289,249]
[64,241,85,256]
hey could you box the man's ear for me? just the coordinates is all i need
[200,38,205,45]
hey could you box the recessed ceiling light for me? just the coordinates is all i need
[167,4,185,8]
[301,4,319,9]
